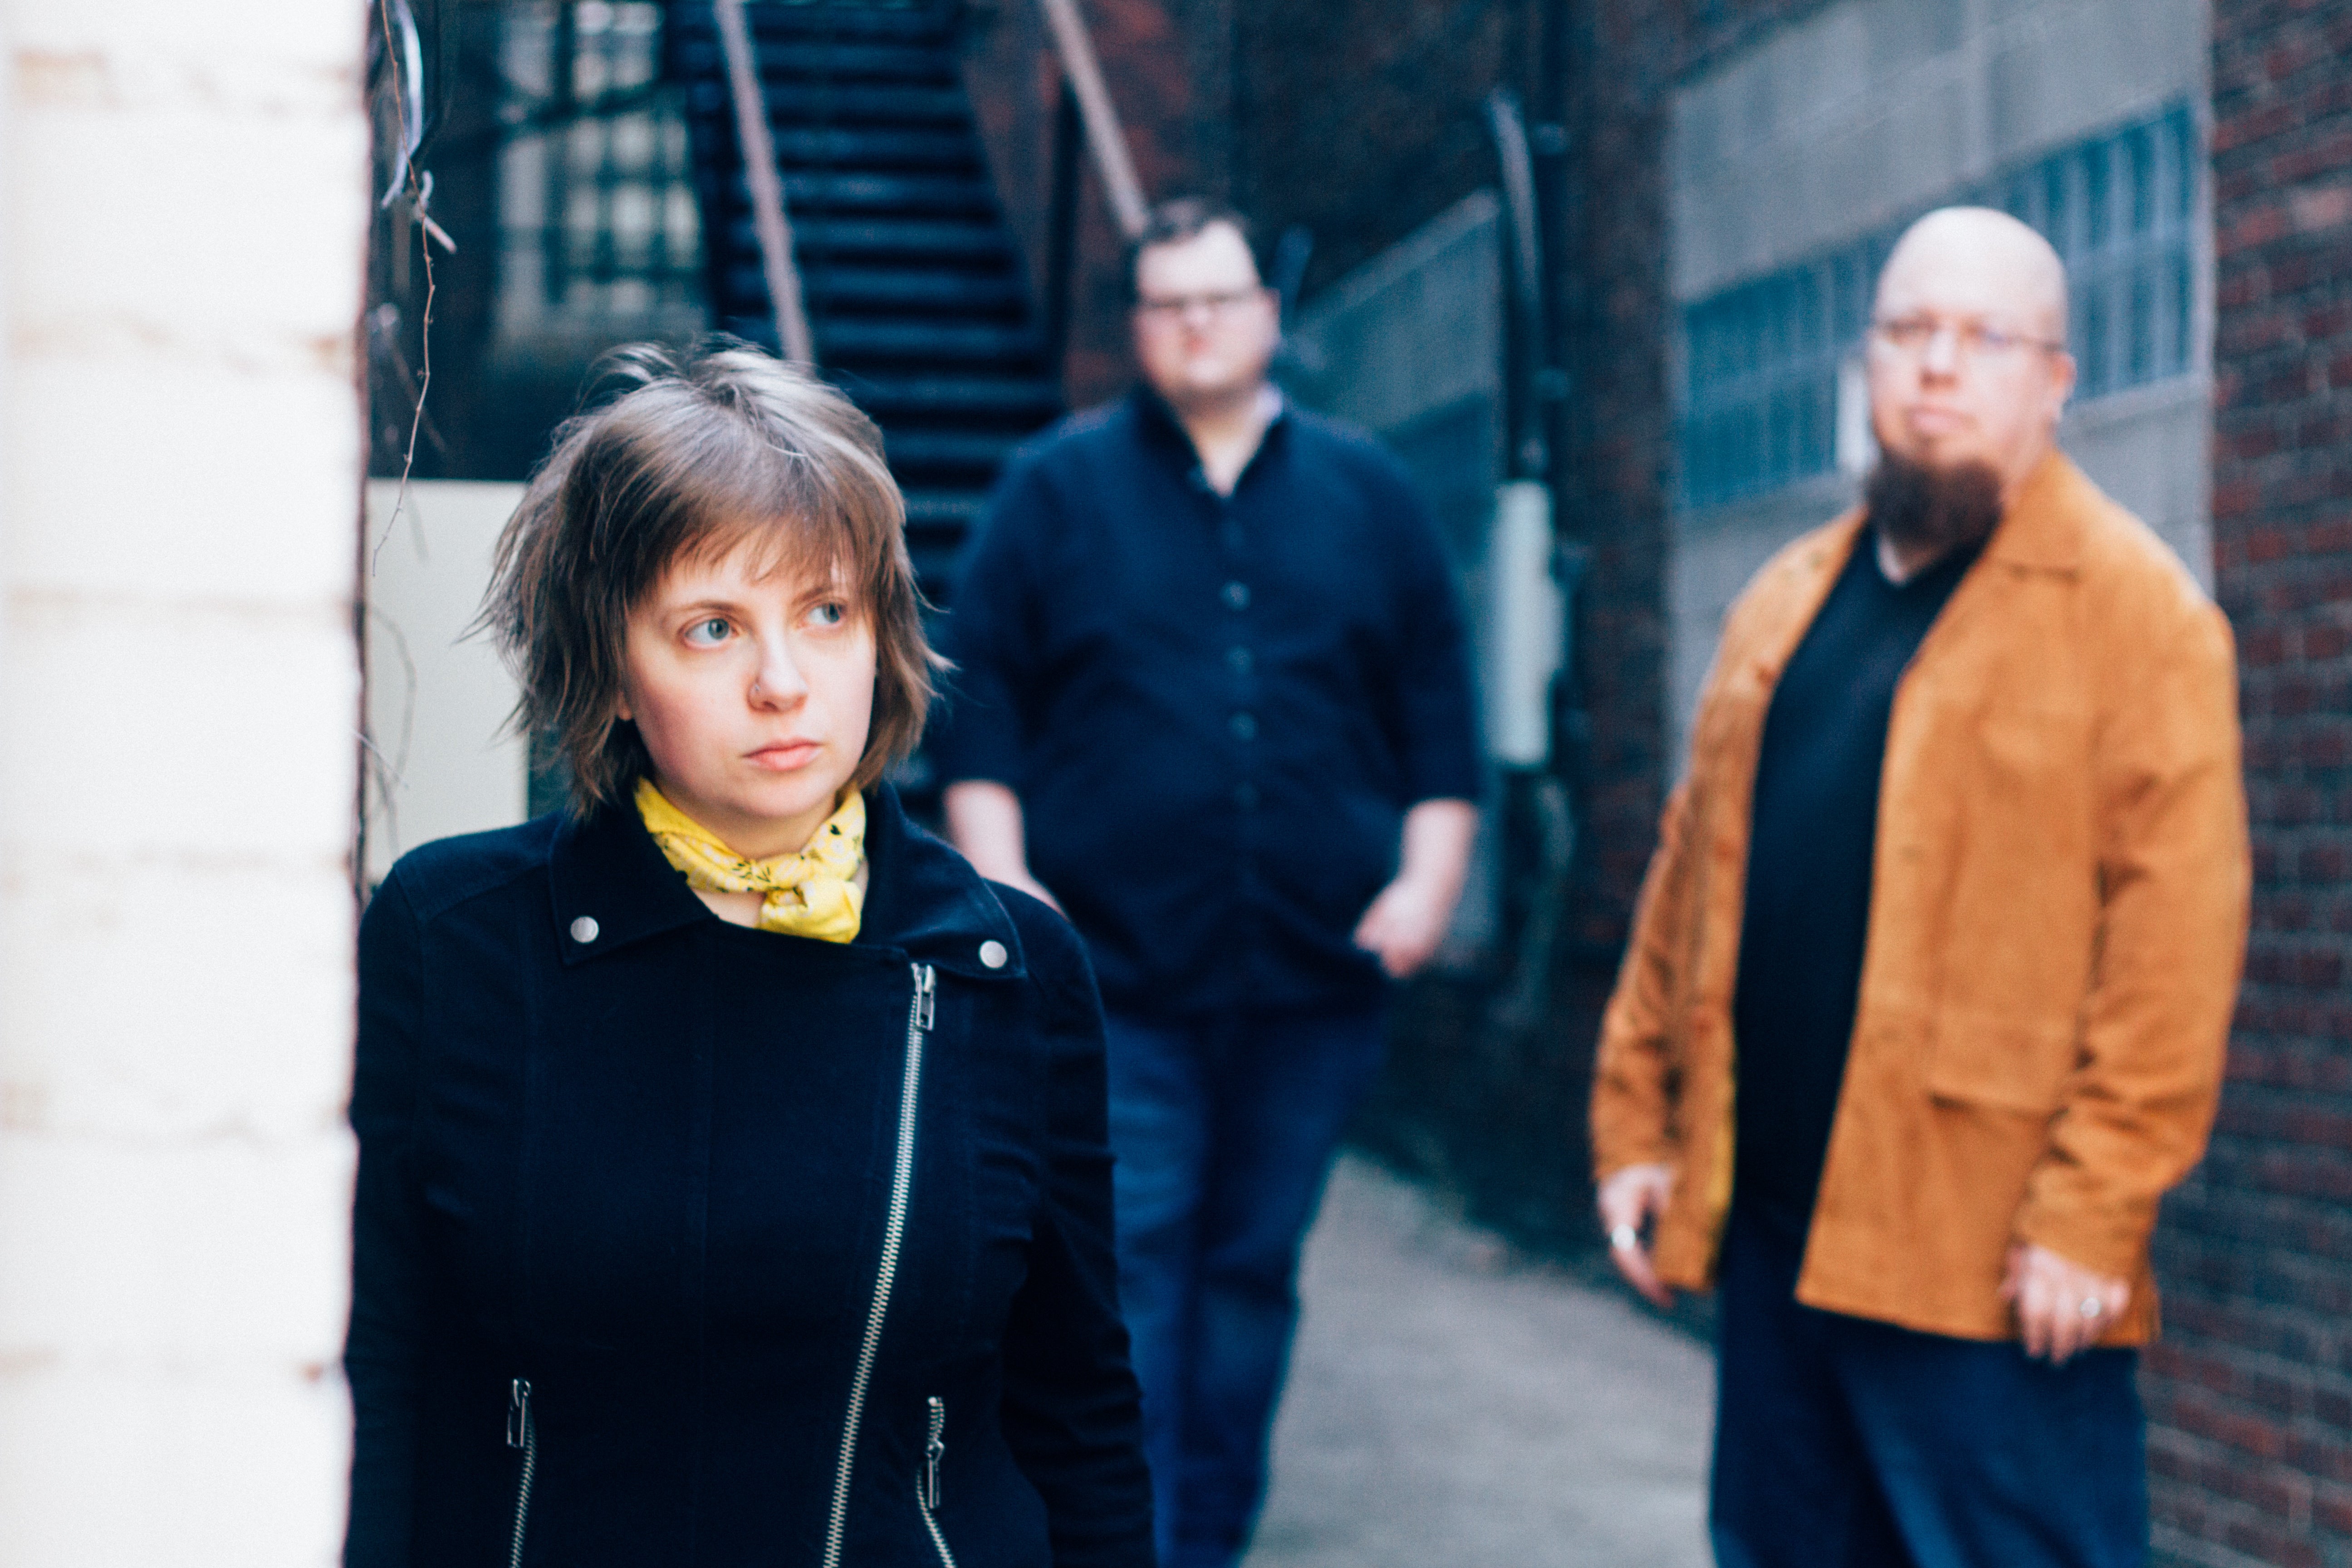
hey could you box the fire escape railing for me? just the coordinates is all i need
[711,0,816,363]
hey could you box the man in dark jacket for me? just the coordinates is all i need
[939,199,1482,1568]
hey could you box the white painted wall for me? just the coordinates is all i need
[363,480,533,886]
[0,6,367,1563]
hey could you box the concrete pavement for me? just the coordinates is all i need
[1245,1156,1715,1568]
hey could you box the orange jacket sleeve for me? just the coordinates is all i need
[1590,780,1698,1179]
[2013,597,2250,1279]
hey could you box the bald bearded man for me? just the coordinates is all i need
[1590,208,2249,1566]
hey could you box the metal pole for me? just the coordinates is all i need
[1034,0,1149,240]
[713,0,816,363]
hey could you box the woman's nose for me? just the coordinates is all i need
[749,642,808,706]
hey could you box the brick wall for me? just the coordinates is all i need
[0,3,368,1562]
[2146,3,2352,1564]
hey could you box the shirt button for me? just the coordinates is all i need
[1222,581,1250,611]
[1230,712,1258,741]
[569,916,600,945]
[979,939,1008,969]
[1234,782,1260,810]
[1226,646,1253,676]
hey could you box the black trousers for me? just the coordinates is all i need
[1710,1204,2149,1568]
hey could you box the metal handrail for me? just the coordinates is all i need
[1034,0,1149,240]
[714,0,816,363]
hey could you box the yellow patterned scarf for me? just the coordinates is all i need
[634,779,867,942]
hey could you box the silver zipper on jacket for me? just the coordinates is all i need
[505,1377,537,1568]
[819,962,936,1568]
[916,1395,957,1568]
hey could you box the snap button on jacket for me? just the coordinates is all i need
[1590,453,2250,1344]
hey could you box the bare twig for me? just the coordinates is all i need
[370,0,439,577]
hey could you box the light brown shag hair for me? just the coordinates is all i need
[481,340,940,815]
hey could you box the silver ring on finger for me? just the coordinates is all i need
[1611,1225,1639,1252]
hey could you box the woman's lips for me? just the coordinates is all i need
[746,740,820,771]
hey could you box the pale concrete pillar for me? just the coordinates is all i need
[0,4,368,1563]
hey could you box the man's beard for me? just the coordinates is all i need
[1864,450,2004,564]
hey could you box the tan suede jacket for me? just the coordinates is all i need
[1589,453,2249,1344]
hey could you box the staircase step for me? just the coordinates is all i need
[743,264,1025,316]
[839,375,1062,421]
[901,489,988,530]
[787,217,1013,262]
[814,318,1045,365]
[757,83,970,127]
[708,172,999,217]
[902,486,988,521]
[766,124,980,172]
[674,40,956,92]
[669,0,1060,617]
[877,430,1031,476]
[742,4,959,46]
[666,5,958,52]
[786,172,995,216]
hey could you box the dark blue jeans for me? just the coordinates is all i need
[1712,1204,2149,1568]
[1102,1005,1386,1568]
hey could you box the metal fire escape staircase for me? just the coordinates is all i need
[664,1,1064,590]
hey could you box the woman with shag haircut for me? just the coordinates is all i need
[344,343,1154,1568]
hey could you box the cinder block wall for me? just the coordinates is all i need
[2147,3,2352,1564]
[0,5,368,1562]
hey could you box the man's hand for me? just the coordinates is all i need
[1352,799,1478,979]
[1598,1163,1676,1308]
[942,780,1063,913]
[1352,876,1452,978]
[2001,1243,2129,1363]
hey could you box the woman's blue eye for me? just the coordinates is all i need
[684,617,731,647]
[807,602,846,627]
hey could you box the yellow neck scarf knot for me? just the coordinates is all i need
[634,779,867,942]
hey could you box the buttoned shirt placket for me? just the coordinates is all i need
[1198,454,1264,1009]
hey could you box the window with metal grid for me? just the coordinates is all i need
[496,1,704,334]
[1679,103,2199,510]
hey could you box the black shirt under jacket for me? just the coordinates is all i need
[937,390,1483,1020]
[345,784,1153,1568]
[1731,529,1979,1246]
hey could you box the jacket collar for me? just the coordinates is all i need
[1127,384,1292,483]
[548,781,1028,981]
[1980,448,2087,574]
[1784,446,2089,621]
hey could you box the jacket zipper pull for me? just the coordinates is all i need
[914,963,936,1034]
[922,1396,946,1512]
[507,1378,533,1449]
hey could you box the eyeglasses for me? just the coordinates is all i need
[1132,288,1269,322]
[1869,315,2067,363]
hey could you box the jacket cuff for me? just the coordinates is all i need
[2011,1189,2157,1282]
[1591,1138,1677,1183]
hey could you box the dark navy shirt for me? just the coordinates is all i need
[936,390,1482,1019]
[1732,529,1978,1244]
